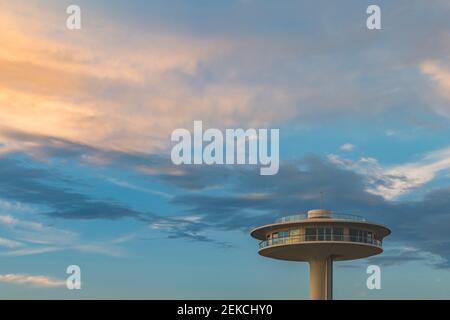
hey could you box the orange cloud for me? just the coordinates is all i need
[421,61,450,99]
[0,2,293,155]
[421,60,450,118]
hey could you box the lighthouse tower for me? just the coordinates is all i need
[250,209,390,300]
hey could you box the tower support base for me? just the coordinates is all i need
[309,257,333,300]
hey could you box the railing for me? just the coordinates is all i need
[259,234,382,249]
[275,213,367,223]
[276,214,309,223]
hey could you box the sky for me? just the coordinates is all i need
[0,0,450,299]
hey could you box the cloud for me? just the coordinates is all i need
[0,128,230,192]
[0,0,450,270]
[421,60,450,118]
[0,2,296,155]
[148,215,232,248]
[340,143,355,152]
[328,147,450,200]
[367,247,436,267]
[1,129,450,266]
[0,237,23,249]
[1,0,450,159]
[0,155,147,221]
[1,127,450,265]
[0,212,142,257]
[0,247,62,257]
[155,155,450,268]
[337,246,432,269]
[171,157,378,226]
[421,60,450,100]
[0,274,65,288]
[0,213,78,246]
[0,146,227,246]
[0,132,234,248]
[106,178,172,199]
[6,213,137,257]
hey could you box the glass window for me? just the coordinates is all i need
[306,228,316,241]
[362,231,368,243]
[317,228,332,241]
[367,232,373,244]
[349,229,359,242]
[325,228,332,241]
[333,227,344,241]
[279,231,289,238]
[290,229,300,237]
[318,228,324,241]
[272,232,279,245]
[349,229,373,243]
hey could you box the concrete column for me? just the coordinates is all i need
[309,257,333,300]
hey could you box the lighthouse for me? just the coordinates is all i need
[250,209,390,300]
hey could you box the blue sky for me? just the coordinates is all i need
[0,0,450,299]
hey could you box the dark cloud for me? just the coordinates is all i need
[170,156,385,231]
[158,165,232,190]
[166,157,450,268]
[337,251,426,269]
[0,129,167,168]
[0,129,230,190]
[367,250,428,267]
[2,129,450,266]
[0,156,144,220]
[0,142,231,246]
